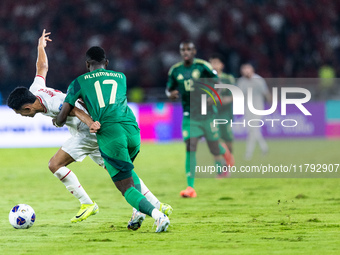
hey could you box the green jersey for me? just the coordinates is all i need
[217,72,235,120]
[65,68,137,127]
[166,58,218,117]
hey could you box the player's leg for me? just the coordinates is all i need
[90,146,172,216]
[180,116,203,198]
[112,174,169,232]
[99,124,169,232]
[127,128,172,229]
[218,121,235,167]
[207,140,229,177]
[49,148,98,222]
[255,127,268,155]
[203,118,230,177]
[218,119,235,166]
[49,148,93,205]
[128,171,173,229]
[139,178,173,216]
[245,127,257,160]
[226,142,233,154]
[49,136,99,222]
[219,120,234,153]
[180,137,199,198]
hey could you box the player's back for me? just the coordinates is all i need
[29,76,90,136]
[66,68,137,127]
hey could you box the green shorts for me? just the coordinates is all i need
[97,123,140,178]
[182,116,220,141]
[216,113,234,142]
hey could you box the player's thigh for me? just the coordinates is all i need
[49,148,75,172]
[61,135,98,163]
[203,118,220,142]
[182,116,204,141]
[125,124,141,161]
[220,122,234,142]
[98,126,135,178]
[88,149,105,169]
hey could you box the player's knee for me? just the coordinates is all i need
[207,141,220,156]
[186,138,198,152]
[48,159,61,173]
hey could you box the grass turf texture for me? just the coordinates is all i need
[0,139,339,254]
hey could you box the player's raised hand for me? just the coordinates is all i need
[90,121,101,133]
[38,29,52,48]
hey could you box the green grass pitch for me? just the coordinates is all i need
[0,139,340,254]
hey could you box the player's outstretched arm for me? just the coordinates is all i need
[70,107,100,133]
[54,102,73,127]
[36,29,52,79]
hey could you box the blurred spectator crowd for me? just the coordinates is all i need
[0,0,340,103]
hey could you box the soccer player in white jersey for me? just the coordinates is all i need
[237,63,272,160]
[7,30,172,227]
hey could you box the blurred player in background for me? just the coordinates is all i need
[55,46,170,232]
[7,30,172,227]
[237,63,271,160]
[166,41,230,197]
[209,54,235,170]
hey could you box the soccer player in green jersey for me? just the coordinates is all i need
[166,41,229,197]
[209,54,236,169]
[55,46,170,232]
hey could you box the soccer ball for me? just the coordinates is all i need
[9,204,36,229]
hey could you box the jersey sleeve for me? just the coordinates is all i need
[65,78,82,106]
[29,75,46,93]
[227,74,236,85]
[166,67,178,91]
[203,62,218,78]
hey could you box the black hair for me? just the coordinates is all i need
[86,46,106,63]
[7,87,36,110]
[209,53,225,63]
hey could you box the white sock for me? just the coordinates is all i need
[140,178,161,210]
[151,208,164,220]
[53,167,93,205]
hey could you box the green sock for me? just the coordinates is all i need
[219,143,226,155]
[131,170,141,193]
[124,187,154,216]
[215,158,225,174]
[185,151,196,188]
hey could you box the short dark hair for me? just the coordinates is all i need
[86,46,106,62]
[209,53,225,63]
[7,87,36,110]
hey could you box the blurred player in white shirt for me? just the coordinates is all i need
[237,63,271,160]
[7,30,172,225]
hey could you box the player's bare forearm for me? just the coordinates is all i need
[70,107,95,129]
[221,96,233,104]
[54,102,73,127]
[166,89,179,100]
[36,29,52,79]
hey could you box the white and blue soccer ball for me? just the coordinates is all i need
[9,204,36,229]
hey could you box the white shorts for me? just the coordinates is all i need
[61,134,105,168]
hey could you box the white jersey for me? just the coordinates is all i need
[29,76,91,137]
[237,74,269,119]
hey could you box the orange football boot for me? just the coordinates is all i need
[180,186,197,198]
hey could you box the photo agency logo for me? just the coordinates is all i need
[199,82,312,128]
